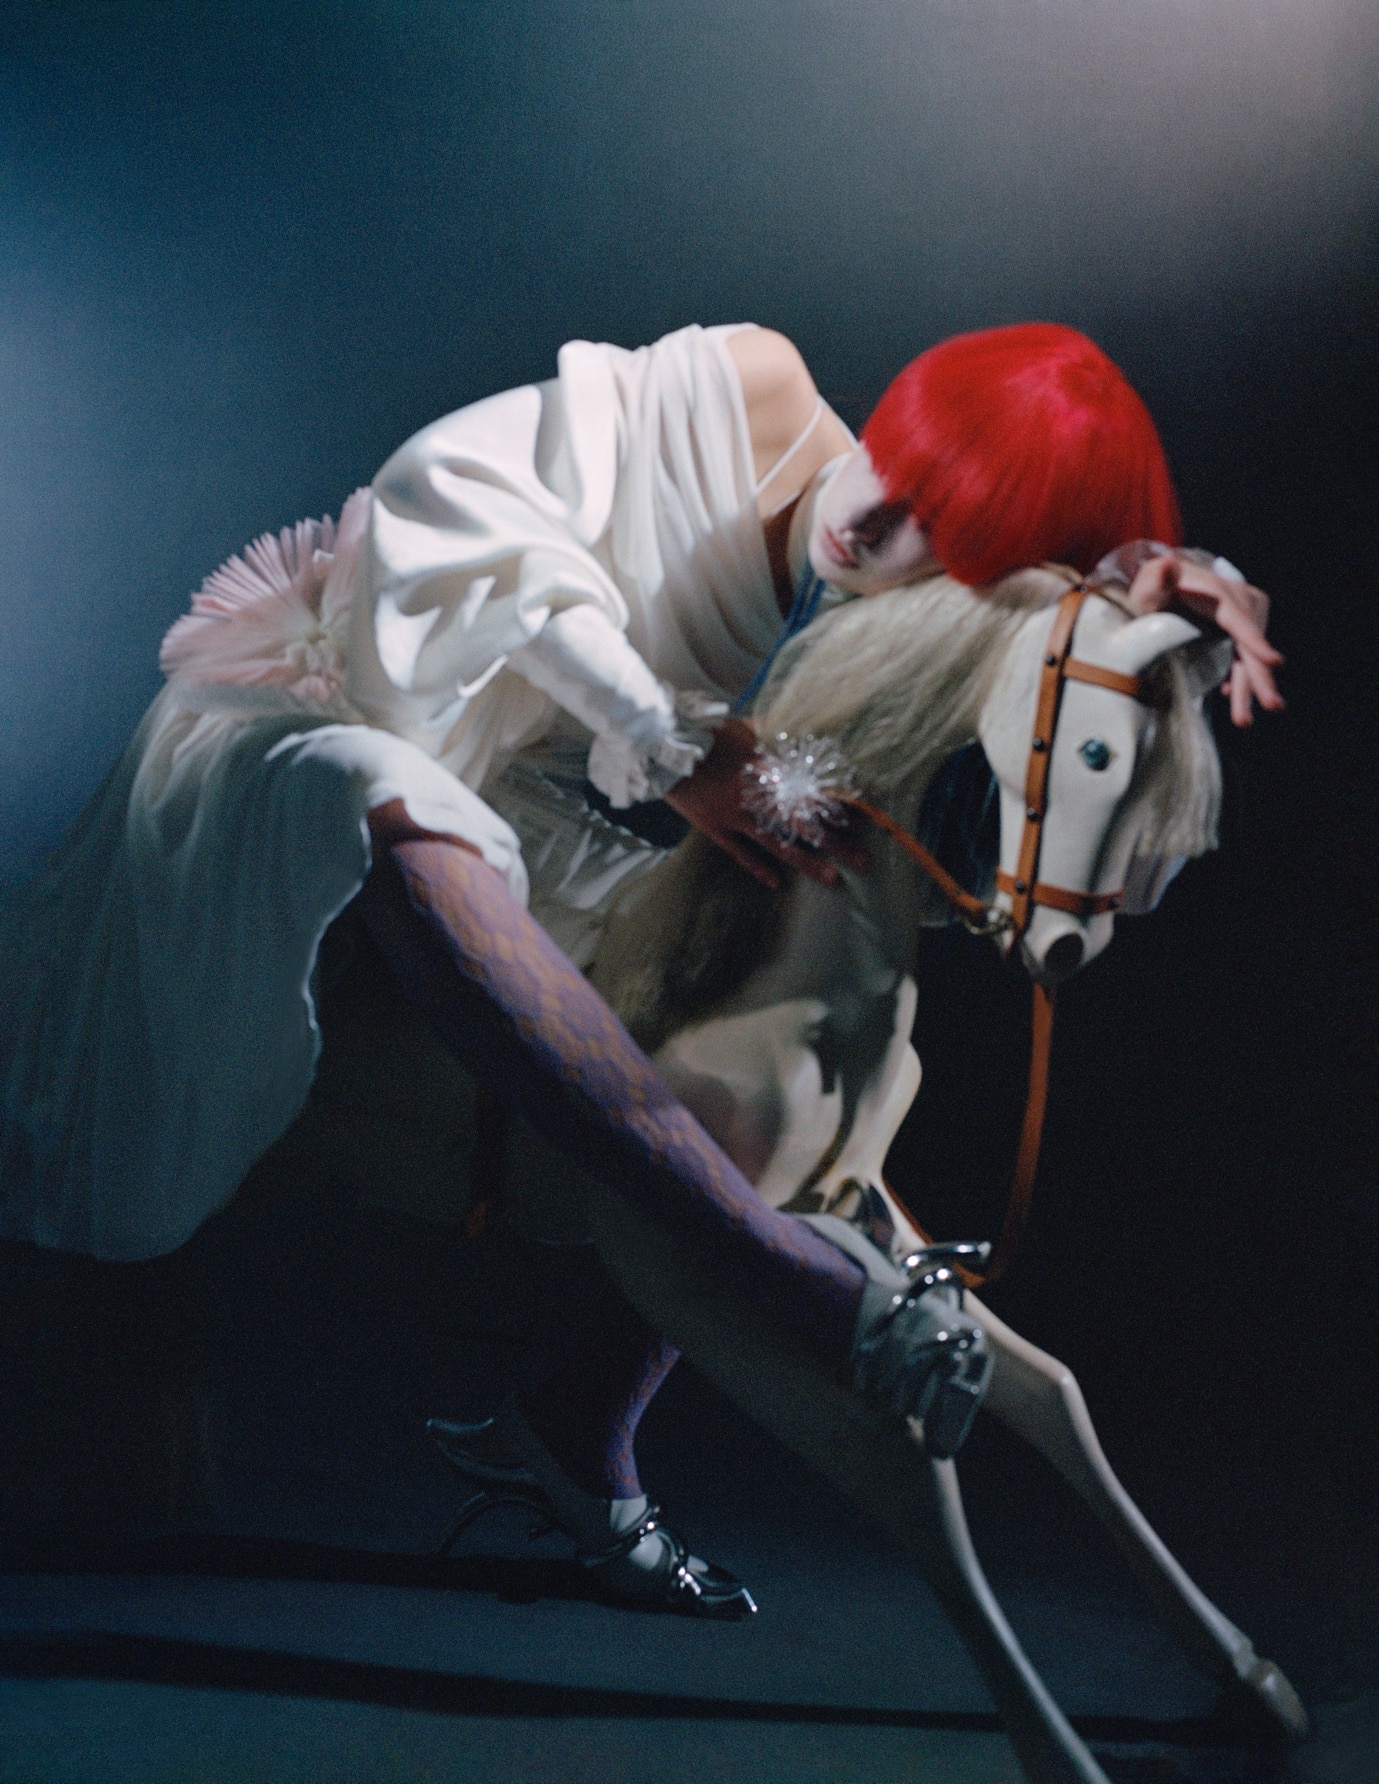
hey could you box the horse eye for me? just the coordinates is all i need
[1078,738,1112,771]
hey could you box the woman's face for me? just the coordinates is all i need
[807,446,941,595]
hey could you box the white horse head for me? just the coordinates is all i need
[980,589,1204,984]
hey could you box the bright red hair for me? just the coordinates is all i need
[860,323,1181,587]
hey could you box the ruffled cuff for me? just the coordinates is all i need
[587,688,728,807]
[509,605,727,804]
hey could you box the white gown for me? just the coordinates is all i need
[0,323,797,1260]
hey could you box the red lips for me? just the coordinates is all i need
[821,526,858,570]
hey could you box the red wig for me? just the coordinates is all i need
[860,323,1182,586]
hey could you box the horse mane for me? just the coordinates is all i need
[1116,635,1222,863]
[588,827,785,1053]
[590,565,1220,1048]
[756,568,1053,832]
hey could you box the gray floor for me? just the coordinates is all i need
[1,1172,1372,1783]
[3,1679,1373,1784]
[0,1675,1029,1784]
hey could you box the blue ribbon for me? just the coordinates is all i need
[732,559,828,715]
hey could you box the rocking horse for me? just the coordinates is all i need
[448,563,1306,1784]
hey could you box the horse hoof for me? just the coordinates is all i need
[1212,1654,1310,1746]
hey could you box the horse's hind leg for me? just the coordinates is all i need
[583,1184,1113,1784]
[922,1455,1113,1784]
[968,1293,1308,1743]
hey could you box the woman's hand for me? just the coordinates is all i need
[1126,553,1284,727]
[663,717,868,891]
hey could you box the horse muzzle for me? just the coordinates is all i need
[1017,907,1115,985]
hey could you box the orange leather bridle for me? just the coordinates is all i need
[845,583,1158,1284]
[992,583,1151,939]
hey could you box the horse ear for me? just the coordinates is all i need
[1104,611,1201,676]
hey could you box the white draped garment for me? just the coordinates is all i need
[0,323,788,1259]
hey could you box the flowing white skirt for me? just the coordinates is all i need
[0,686,526,1261]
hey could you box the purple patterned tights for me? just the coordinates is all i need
[357,836,865,1499]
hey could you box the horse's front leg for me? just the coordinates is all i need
[969,1294,1308,1743]
[582,1182,1113,1784]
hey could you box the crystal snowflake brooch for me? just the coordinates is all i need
[740,732,858,849]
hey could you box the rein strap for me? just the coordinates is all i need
[844,797,996,933]
[845,796,1054,1290]
[840,581,1153,1287]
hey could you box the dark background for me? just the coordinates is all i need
[0,0,1375,1766]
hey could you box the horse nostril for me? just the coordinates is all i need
[1043,934,1085,981]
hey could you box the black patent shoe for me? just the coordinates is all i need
[428,1414,757,1621]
